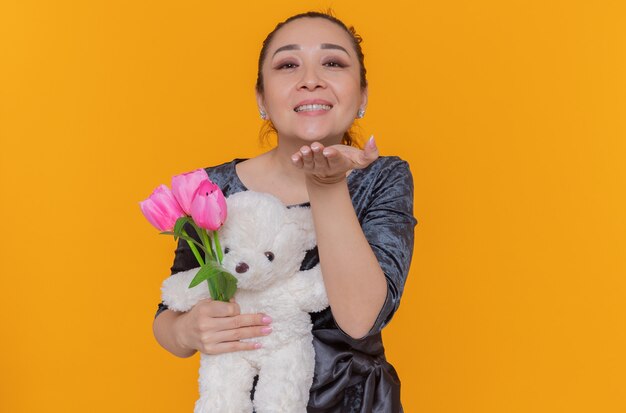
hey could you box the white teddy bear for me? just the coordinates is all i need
[161,191,329,413]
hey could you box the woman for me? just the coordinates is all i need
[153,11,417,412]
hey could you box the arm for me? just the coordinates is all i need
[153,309,197,358]
[307,177,386,338]
[292,139,416,339]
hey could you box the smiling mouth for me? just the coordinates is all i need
[294,104,333,113]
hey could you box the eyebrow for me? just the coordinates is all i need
[273,44,300,56]
[321,43,350,56]
[272,43,351,57]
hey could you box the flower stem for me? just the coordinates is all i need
[189,222,214,262]
[201,227,216,261]
[182,229,204,266]
[213,231,223,264]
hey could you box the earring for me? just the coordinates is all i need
[357,108,366,119]
[259,110,267,120]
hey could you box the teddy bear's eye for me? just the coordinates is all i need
[264,251,274,262]
[224,247,230,254]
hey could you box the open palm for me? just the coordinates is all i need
[291,136,379,185]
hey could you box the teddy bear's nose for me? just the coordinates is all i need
[235,262,249,274]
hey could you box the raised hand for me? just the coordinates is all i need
[290,135,379,185]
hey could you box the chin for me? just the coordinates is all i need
[293,127,345,144]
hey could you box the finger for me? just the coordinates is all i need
[202,340,263,355]
[212,313,272,331]
[212,324,273,343]
[291,152,304,169]
[311,142,329,169]
[191,298,215,315]
[300,145,314,168]
[200,300,240,318]
[322,146,346,170]
[361,135,380,165]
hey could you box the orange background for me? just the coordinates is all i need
[1,1,625,412]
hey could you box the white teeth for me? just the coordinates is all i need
[294,104,332,112]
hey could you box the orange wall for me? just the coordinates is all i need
[1,1,625,412]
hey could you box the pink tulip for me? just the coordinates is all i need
[139,184,185,231]
[171,169,211,215]
[190,180,227,231]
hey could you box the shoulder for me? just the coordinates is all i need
[203,158,242,183]
[178,158,248,197]
[205,159,248,197]
[363,155,412,178]
[347,155,415,218]
[351,155,413,191]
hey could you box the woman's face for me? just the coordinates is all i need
[258,18,367,144]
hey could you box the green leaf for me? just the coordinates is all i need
[201,261,238,302]
[184,260,238,301]
[173,216,192,241]
[220,272,238,301]
[188,265,214,288]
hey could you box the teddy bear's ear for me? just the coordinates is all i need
[285,206,317,250]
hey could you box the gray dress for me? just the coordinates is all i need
[155,156,417,412]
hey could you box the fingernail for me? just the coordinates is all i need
[301,147,310,154]
[322,148,331,156]
[262,316,272,324]
[367,135,377,149]
[291,155,299,162]
[254,342,263,349]
[261,326,273,334]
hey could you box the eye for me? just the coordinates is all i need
[264,251,275,262]
[277,62,298,70]
[323,59,347,68]
[224,247,230,254]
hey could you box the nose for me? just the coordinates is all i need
[235,262,249,274]
[297,65,326,90]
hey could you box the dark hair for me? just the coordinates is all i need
[256,11,367,147]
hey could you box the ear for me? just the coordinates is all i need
[256,90,266,116]
[360,86,368,112]
[285,206,317,250]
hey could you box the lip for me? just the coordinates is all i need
[293,99,334,115]
[294,99,334,108]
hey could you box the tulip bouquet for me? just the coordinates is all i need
[139,169,237,301]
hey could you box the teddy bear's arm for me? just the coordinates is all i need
[286,264,329,313]
[161,266,212,312]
